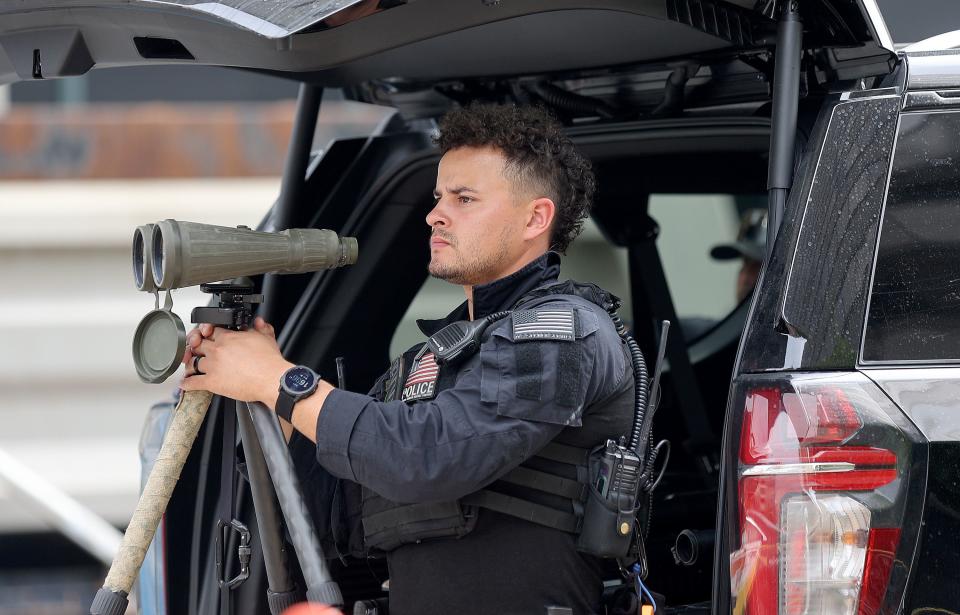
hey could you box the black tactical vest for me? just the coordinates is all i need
[359,283,635,553]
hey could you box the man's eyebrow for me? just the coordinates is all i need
[434,185,479,196]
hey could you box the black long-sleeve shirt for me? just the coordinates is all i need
[311,252,634,614]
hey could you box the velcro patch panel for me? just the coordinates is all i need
[402,351,439,402]
[511,308,576,342]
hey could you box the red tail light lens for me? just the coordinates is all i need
[729,374,915,615]
[857,527,901,615]
[740,387,866,464]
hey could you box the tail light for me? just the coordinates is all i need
[728,373,924,615]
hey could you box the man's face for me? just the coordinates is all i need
[427,146,531,285]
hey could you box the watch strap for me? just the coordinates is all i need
[276,389,297,423]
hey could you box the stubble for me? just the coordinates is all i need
[428,226,514,285]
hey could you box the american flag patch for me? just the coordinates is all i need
[402,351,439,402]
[512,308,577,342]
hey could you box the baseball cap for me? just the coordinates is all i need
[710,209,767,262]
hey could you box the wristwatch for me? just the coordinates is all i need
[276,365,320,423]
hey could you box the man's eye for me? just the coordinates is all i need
[458,196,474,204]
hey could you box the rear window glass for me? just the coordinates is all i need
[863,111,960,363]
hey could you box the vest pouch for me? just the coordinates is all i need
[332,479,366,559]
[360,486,478,553]
[575,447,639,558]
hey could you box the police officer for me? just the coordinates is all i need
[181,103,636,615]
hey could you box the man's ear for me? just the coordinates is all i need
[524,197,556,243]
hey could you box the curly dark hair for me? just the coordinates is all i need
[435,103,595,254]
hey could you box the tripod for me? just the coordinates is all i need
[195,283,343,613]
[91,284,342,615]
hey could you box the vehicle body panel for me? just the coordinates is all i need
[867,369,960,443]
[905,50,960,90]
[865,369,960,613]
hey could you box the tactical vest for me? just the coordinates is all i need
[359,282,636,553]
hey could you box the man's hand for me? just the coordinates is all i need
[180,317,293,405]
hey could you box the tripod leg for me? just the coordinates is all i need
[91,390,213,615]
[236,400,306,614]
[244,401,343,607]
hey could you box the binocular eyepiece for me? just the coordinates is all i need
[133,219,359,292]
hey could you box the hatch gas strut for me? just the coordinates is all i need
[766,1,803,255]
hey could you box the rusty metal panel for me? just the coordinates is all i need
[0,102,298,179]
[0,101,391,179]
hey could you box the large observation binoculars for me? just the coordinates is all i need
[131,220,358,383]
[133,219,358,292]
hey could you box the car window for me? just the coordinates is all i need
[862,111,960,363]
[648,194,761,339]
[390,195,759,357]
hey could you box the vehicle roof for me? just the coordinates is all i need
[898,30,960,91]
[0,0,896,88]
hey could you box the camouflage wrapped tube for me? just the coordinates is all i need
[103,389,213,593]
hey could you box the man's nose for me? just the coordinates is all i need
[426,198,450,228]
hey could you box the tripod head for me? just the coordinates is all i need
[192,283,263,331]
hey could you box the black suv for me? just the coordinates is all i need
[3,2,958,614]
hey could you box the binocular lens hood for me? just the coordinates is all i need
[132,224,158,293]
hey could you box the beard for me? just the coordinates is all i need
[428,229,513,285]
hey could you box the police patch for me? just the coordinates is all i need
[511,308,576,342]
[402,351,440,402]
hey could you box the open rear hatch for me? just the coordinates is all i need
[1,0,895,94]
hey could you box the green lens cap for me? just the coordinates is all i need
[133,309,186,384]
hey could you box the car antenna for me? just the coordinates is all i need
[647,320,671,416]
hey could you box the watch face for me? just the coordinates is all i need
[284,366,316,394]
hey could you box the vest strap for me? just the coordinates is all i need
[462,490,581,533]
[362,501,464,536]
[536,441,591,466]
[499,466,587,500]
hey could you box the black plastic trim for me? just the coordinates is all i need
[133,36,194,60]
[666,0,757,46]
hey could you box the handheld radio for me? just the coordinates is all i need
[577,320,670,558]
